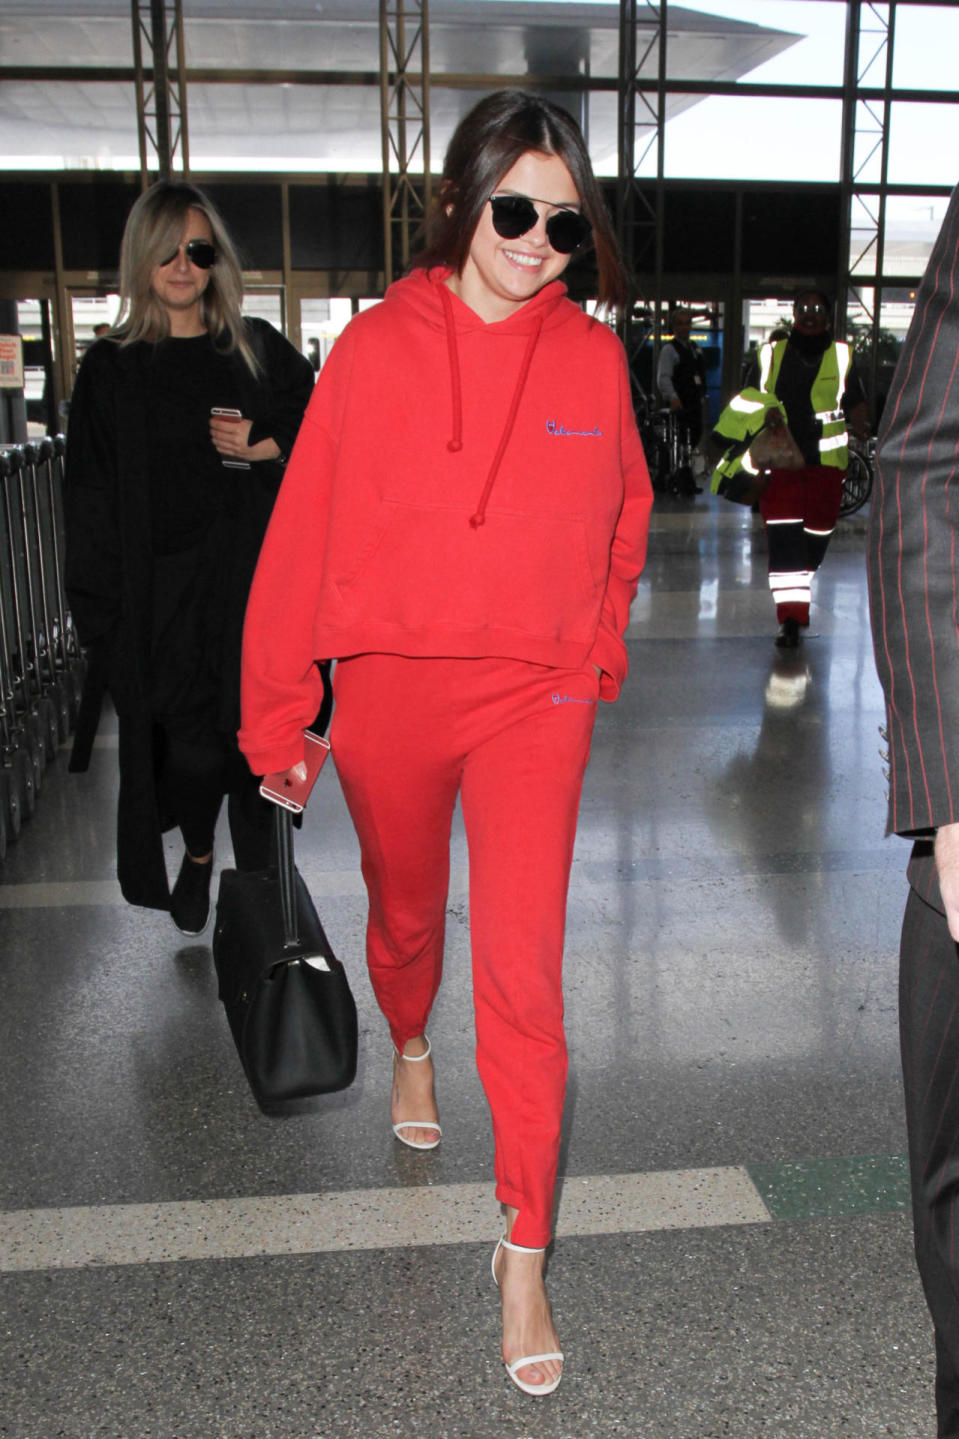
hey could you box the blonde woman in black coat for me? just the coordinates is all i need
[65,181,314,933]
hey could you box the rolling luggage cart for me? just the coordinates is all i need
[9,445,59,765]
[0,446,47,817]
[22,439,75,745]
[49,434,87,712]
[0,448,38,838]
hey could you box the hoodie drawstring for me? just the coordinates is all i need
[438,281,463,455]
[437,279,544,529]
[469,318,542,528]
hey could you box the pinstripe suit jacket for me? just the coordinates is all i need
[867,184,959,914]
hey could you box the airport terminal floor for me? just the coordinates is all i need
[0,490,939,1438]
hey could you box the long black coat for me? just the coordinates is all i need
[64,319,314,909]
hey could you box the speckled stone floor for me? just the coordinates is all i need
[0,492,937,1438]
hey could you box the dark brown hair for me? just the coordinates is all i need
[413,90,628,312]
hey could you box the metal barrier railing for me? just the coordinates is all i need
[0,436,86,860]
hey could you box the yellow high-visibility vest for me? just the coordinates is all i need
[758,338,852,470]
[709,387,788,496]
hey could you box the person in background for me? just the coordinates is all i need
[746,289,869,648]
[64,180,314,935]
[656,305,707,495]
[867,184,959,1439]
[239,90,653,1398]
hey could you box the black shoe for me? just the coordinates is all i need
[170,851,213,935]
[774,618,801,649]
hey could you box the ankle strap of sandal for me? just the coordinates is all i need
[500,1235,546,1255]
[394,1036,432,1062]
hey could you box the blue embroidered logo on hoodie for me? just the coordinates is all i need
[546,420,603,438]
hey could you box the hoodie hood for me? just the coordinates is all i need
[383,267,571,525]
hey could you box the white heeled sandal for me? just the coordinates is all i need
[391,1036,441,1151]
[492,1235,564,1397]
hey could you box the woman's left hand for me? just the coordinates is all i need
[209,413,281,464]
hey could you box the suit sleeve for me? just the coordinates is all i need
[238,325,356,776]
[63,344,123,648]
[586,347,654,701]
[867,183,959,838]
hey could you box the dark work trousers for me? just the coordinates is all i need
[759,464,844,626]
[900,885,959,1438]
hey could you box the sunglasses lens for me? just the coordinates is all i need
[185,241,216,269]
[545,210,590,255]
[159,240,216,269]
[489,195,539,239]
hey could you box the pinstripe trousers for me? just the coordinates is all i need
[901,885,959,1438]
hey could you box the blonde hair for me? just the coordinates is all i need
[111,181,257,374]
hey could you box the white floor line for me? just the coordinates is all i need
[0,1167,770,1274]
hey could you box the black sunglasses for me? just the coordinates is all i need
[158,239,217,270]
[488,194,591,256]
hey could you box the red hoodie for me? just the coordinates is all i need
[239,268,653,775]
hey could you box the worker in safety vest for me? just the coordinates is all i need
[746,290,869,648]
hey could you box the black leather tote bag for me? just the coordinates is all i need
[213,807,357,1107]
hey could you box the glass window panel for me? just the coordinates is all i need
[0,81,139,170]
[183,15,379,73]
[242,289,284,331]
[0,15,133,68]
[301,296,353,372]
[583,91,622,179]
[881,194,952,279]
[188,83,382,173]
[888,103,959,188]
[892,5,959,91]
[664,95,842,182]
[671,2,847,86]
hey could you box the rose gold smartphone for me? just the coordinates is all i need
[211,406,250,469]
[258,730,330,813]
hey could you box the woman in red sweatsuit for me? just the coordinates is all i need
[239,90,653,1397]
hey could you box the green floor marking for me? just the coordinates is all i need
[747,1154,910,1221]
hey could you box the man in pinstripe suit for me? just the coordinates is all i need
[868,184,959,1439]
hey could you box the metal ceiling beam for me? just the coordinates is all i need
[617,0,666,381]
[131,0,190,185]
[380,0,431,286]
[839,0,894,399]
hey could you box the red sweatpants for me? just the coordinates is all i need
[330,653,599,1248]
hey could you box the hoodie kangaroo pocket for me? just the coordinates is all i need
[334,499,601,642]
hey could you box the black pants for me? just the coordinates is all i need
[161,733,274,871]
[901,885,959,1438]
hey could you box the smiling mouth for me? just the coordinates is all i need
[503,249,543,269]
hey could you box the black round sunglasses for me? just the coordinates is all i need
[158,239,217,270]
[488,194,591,256]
